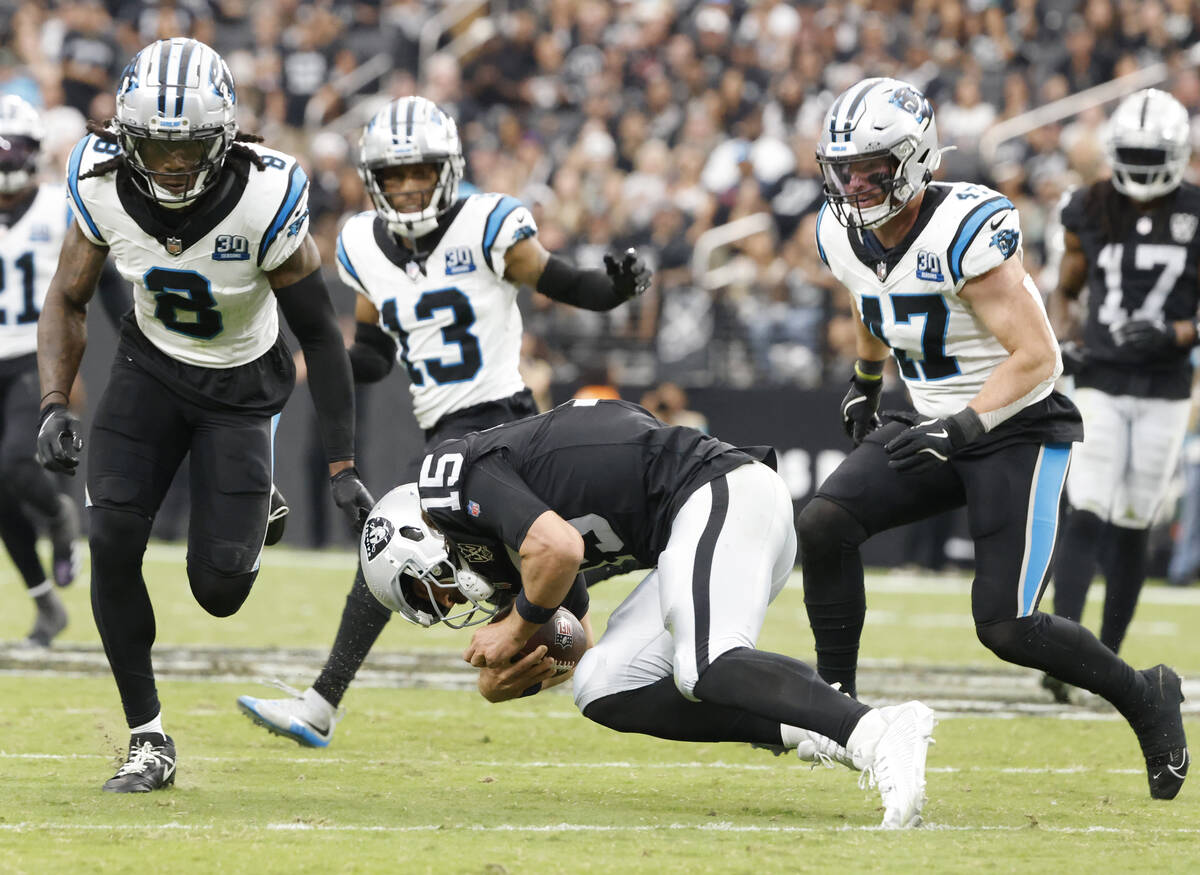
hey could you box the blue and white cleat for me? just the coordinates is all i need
[237,682,341,748]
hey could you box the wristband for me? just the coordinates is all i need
[41,390,69,405]
[854,359,885,381]
[514,589,556,625]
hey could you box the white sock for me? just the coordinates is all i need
[302,688,334,721]
[779,723,806,749]
[27,580,53,599]
[131,714,164,737]
[845,709,888,765]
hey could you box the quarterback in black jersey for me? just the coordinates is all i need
[36,39,372,794]
[361,399,937,829]
[1047,88,1200,670]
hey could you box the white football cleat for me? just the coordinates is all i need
[857,701,936,829]
[237,682,341,748]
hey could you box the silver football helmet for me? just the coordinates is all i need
[816,77,942,229]
[0,95,42,195]
[113,38,238,208]
[1105,88,1191,202]
[359,96,465,239]
[359,483,498,629]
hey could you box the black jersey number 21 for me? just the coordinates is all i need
[145,267,223,340]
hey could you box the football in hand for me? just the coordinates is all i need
[518,606,587,674]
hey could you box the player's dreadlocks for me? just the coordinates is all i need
[1083,176,1173,242]
[77,119,267,181]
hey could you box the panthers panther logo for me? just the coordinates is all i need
[888,86,930,123]
[362,517,395,561]
[990,228,1020,259]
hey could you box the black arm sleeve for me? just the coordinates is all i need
[95,258,132,330]
[274,269,356,462]
[348,320,397,384]
[535,255,625,311]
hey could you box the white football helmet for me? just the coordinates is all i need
[1105,88,1191,202]
[113,38,238,208]
[0,94,43,195]
[359,96,465,239]
[816,78,942,229]
[359,483,498,629]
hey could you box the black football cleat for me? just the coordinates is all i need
[1132,665,1188,800]
[265,484,289,547]
[102,733,177,793]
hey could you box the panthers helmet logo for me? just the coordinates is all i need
[363,517,395,561]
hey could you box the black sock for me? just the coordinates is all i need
[582,676,785,745]
[692,648,871,745]
[0,490,46,587]
[1051,508,1104,621]
[1099,526,1150,653]
[311,568,391,707]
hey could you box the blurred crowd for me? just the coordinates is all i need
[4,0,1200,388]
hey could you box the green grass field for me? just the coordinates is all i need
[2,544,1198,874]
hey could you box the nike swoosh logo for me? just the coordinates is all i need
[926,430,948,439]
[162,757,176,780]
[990,215,1005,230]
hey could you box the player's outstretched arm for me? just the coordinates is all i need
[38,221,107,406]
[506,235,651,311]
[346,293,397,384]
[1048,229,1088,341]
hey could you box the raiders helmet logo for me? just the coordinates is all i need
[362,517,395,561]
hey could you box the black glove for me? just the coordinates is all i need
[330,467,375,533]
[840,372,883,446]
[603,248,652,301]
[36,403,84,475]
[1111,319,1176,354]
[885,408,985,474]
[1058,340,1088,377]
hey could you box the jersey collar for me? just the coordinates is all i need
[849,184,950,281]
[372,199,468,275]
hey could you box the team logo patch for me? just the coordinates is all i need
[915,250,944,282]
[458,542,493,563]
[165,236,183,255]
[1171,213,1198,244]
[990,228,1020,258]
[287,209,309,238]
[213,234,250,261]
[467,500,481,517]
[362,517,395,561]
[445,246,476,275]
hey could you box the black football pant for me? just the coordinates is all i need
[88,358,273,727]
[797,420,1146,721]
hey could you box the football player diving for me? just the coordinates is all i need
[36,38,372,792]
[1044,89,1200,693]
[236,96,651,747]
[360,398,937,829]
[800,77,1188,801]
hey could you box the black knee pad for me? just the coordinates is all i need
[796,497,868,560]
[187,562,257,617]
[89,506,152,574]
[975,614,1073,663]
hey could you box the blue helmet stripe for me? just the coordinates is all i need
[947,196,1014,284]
[66,135,104,243]
[258,163,309,265]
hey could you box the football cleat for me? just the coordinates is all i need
[1132,664,1189,800]
[103,733,176,793]
[857,701,936,829]
[23,589,68,647]
[264,484,289,547]
[1041,673,1072,704]
[48,494,81,587]
[237,682,341,748]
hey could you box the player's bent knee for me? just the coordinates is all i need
[88,507,152,571]
[187,565,256,617]
[975,614,1045,663]
[796,497,867,557]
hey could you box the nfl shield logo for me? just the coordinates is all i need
[165,236,183,255]
[1170,213,1198,244]
[467,500,481,517]
[406,261,421,279]
[876,262,888,281]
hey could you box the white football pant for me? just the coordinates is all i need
[573,461,797,711]
[1066,387,1190,528]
